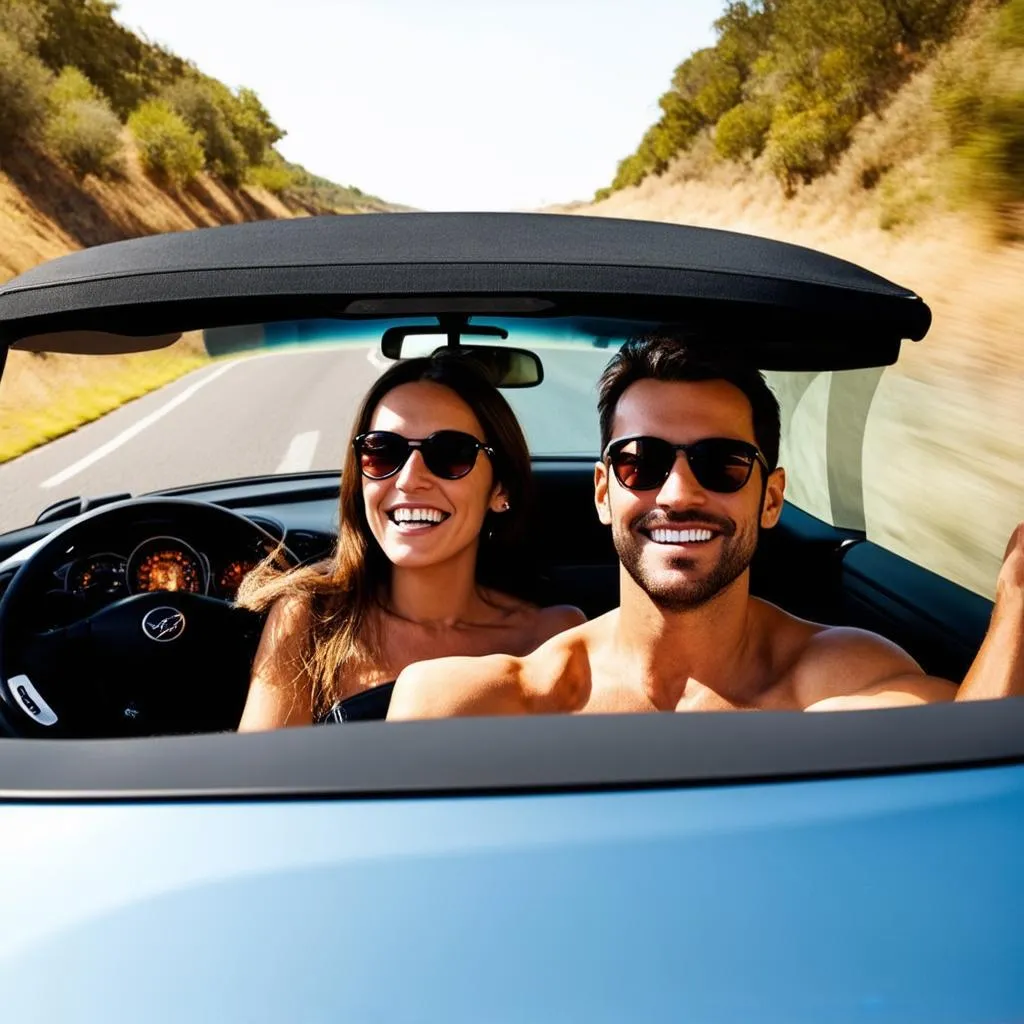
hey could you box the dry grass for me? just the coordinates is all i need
[0,333,211,462]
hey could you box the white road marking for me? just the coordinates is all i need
[40,363,235,490]
[275,431,320,473]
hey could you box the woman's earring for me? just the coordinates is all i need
[500,499,511,512]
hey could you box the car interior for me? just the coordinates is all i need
[0,441,993,741]
[0,211,997,740]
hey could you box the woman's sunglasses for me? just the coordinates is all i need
[603,435,768,493]
[354,430,494,481]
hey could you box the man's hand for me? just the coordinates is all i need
[996,521,1024,602]
[956,520,1024,701]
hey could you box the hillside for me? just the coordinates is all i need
[0,0,404,464]
[599,0,1022,238]
[561,0,1024,600]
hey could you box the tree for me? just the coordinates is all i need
[231,87,284,166]
[161,76,247,185]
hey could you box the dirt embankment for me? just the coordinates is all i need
[0,133,304,282]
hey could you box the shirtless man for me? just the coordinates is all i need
[388,336,1024,718]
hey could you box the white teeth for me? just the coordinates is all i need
[391,507,445,524]
[650,528,714,544]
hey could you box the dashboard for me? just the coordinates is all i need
[58,535,263,603]
[0,483,342,629]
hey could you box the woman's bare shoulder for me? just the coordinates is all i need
[479,588,586,648]
[532,603,587,645]
[264,590,313,630]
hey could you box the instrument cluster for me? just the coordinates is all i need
[59,534,264,603]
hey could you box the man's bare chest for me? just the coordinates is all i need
[576,660,802,714]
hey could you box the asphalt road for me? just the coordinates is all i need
[0,345,607,535]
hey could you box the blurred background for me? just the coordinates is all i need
[0,0,1021,598]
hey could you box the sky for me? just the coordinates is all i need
[111,0,723,211]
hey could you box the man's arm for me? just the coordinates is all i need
[805,520,1024,711]
[956,521,1024,701]
[388,627,595,720]
[798,629,956,712]
[387,654,529,720]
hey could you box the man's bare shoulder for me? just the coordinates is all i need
[387,613,603,720]
[777,612,957,710]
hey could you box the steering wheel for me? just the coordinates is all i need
[0,497,294,738]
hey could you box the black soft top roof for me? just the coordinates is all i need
[0,213,931,364]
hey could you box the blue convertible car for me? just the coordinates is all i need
[0,214,1020,1021]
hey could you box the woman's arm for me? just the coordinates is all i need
[237,595,315,731]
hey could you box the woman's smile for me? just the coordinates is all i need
[386,503,452,531]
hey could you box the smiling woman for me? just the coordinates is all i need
[234,354,584,728]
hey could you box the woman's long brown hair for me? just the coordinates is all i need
[236,353,536,716]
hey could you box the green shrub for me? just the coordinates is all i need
[230,87,284,166]
[246,160,294,194]
[610,151,652,191]
[951,90,1024,233]
[31,0,187,117]
[0,0,45,53]
[161,77,247,185]
[0,30,52,149]
[128,99,204,186]
[45,97,123,178]
[996,0,1024,49]
[48,65,102,108]
[714,97,773,160]
[764,102,855,191]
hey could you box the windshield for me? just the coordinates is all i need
[0,312,1011,600]
[0,316,641,527]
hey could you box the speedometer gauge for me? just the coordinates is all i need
[67,553,127,597]
[128,537,206,595]
[218,559,257,598]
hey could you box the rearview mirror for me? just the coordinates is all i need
[425,345,544,388]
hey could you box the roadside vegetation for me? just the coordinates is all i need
[599,0,1023,238]
[0,0,391,209]
[0,0,401,464]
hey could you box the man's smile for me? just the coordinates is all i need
[643,526,719,545]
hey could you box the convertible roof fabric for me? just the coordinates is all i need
[0,213,931,348]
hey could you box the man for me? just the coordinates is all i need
[388,336,1024,717]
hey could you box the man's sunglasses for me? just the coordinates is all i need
[354,430,494,481]
[603,435,768,493]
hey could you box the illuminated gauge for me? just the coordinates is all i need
[128,537,206,595]
[218,559,257,597]
[67,553,127,597]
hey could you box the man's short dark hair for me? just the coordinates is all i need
[597,335,782,471]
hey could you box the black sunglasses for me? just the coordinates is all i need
[354,430,494,481]
[603,435,769,493]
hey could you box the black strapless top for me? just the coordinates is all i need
[318,681,396,724]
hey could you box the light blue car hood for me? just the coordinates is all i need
[1,764,1022,1023]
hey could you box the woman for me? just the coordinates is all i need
[236,353,584,729]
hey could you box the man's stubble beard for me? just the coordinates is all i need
[613,512,760,612]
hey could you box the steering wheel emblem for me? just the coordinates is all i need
[141,606,186,642]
